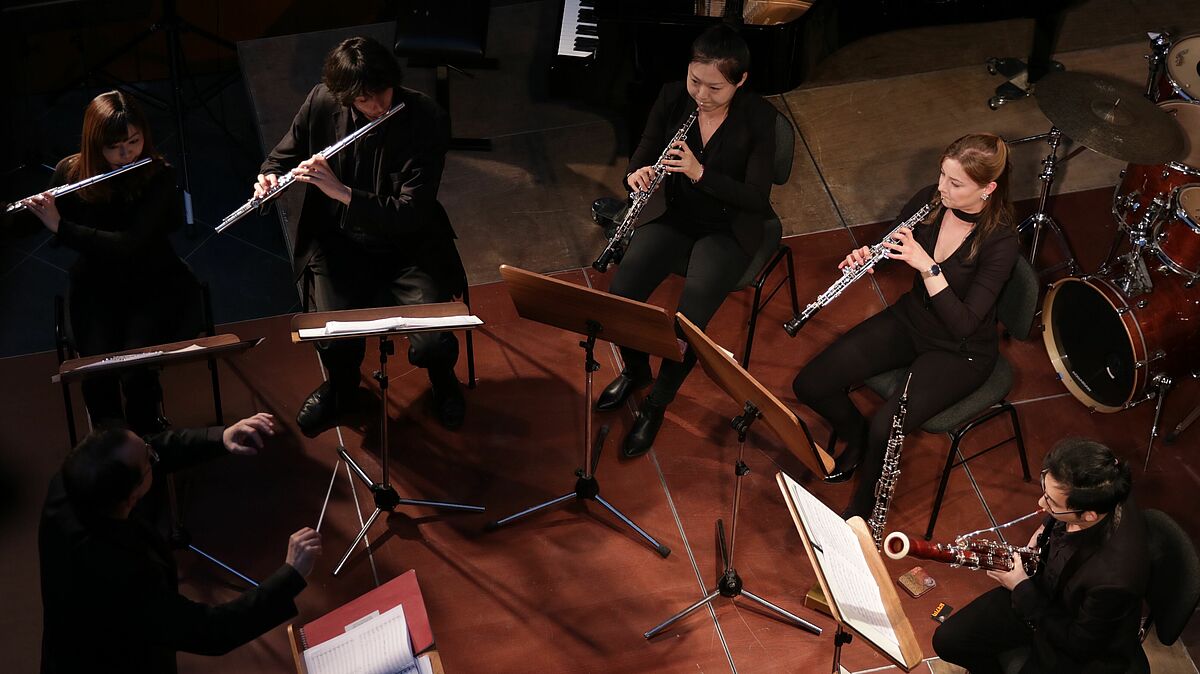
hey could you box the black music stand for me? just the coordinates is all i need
[54,334,264,586]
[484,265,677,557]
[291,302,485,577]
[644,314,836,639]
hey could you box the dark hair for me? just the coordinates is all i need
[1043,438,1132,515]
[62,426,142,518]
[322,36,404,107]
[930,133,1014,262]
[67,90,163,203]
[691,23,751,85]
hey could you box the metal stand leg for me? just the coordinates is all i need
[1144,375,1172,470]
[830,625,852,674]
[485,322,671,558]
[645,404,821,640]
[1019,128,1079,276]
[332,335,485,577]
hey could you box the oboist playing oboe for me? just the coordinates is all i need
[791,133,1018,519]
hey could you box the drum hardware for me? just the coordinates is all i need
[1147,32,1200,103]
[1142,373,1173,470]
[1010,128,1080,276]
[1111,251,1154,296]
[1132,350,1167,371]
[1165,374,1200,444]
[1143,31,1172,100]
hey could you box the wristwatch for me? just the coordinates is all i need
[921,264,942,279]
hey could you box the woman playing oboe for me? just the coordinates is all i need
[596,23,779,458]
[21,91,200,433]
[792,133,1018,518]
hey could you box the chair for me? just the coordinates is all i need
[593,108,801,370]
[995,508,1199,674]
[863,256,1037,540]
[54,279,223,447]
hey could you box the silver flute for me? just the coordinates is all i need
[5,157,153,214]
[216,102,406,233]
[783,197,941,336]
[593,108,700,272]
[867,372,912,550]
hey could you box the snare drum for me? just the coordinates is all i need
[1154,184,1200,277]
[1113,101,1200,229]
[1043,270,1200,412]
[1156,34,1200,102]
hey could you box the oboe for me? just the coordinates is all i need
[884,510,1046,575]
[783,197,941,336]
[867,373,912,550]
[216,102,406,234]
[5,157,153,214]
[593,108,699,272]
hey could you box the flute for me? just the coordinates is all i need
[216,102,405,234]
[5,157,153,214]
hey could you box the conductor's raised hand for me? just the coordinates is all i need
[285,527,323,578]
[293,154,351,204]
[626,166,659,194]
[838,246,874,274]
[222,412,277,456]
[253,173,279,199]
[660,140,703,182]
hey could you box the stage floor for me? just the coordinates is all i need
[2,185,1198,673]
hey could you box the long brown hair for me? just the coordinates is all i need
[925,133,1013,261]
[66,91,162,202]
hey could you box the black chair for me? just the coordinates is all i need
[54,279,223,447]
[863,256,1037,540]
[394,0,495,152]
[593,108,801,370]
[995,508,1200,673]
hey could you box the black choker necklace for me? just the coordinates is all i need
[950,207,983,223]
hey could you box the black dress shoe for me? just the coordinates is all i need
[596,371,652,412]
[822,451,862,484]
[622,398,666,458]
[432,376,466,431]
[297,382,347,438]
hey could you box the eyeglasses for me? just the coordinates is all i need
[140,442,159,480]
[1040,469,1083,516]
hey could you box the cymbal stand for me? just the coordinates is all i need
[644,402,821,640]
[333,334,485,576]
[1131,373,1173,471]
[1143,32,1172,100]
[1012,128,1079,276]
[485,321,671,557]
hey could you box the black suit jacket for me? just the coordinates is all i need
[260,84,462,292]
[628,81,778,257]
[39,427,306,674]
[1012,501,1150,674]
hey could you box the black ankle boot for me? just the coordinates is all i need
[296,382,353,437]
[623,397,666,458]
[430,370,466,431]
[596,369,652,412]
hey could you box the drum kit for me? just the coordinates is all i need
[1026,33,1200,466]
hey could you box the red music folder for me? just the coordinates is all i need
[290,570,434,658]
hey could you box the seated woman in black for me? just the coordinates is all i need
[595,23,778,457]
[792,133,1019,518]
[21,91,200,434]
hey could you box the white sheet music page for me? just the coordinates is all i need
[298,315,483,339]
[781,472,904,663]
[302,603,420,674]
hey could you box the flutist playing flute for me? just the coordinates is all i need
[255,36,467,435]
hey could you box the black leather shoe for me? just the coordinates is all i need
[823,452,861,484]
[432,376,466,431]
[622,398,666,458]
[596,371,652,411]
[297,382,344,438]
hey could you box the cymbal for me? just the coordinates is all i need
[1035,71,1185,164]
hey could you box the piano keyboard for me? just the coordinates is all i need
[557,0,598,58]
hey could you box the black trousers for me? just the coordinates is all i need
[608,219,750,405]
[69,266,202,431]
[791,308,992,512]
[301,245,458,392]
[933,587,1039,674]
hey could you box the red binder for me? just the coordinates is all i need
[291,570,434,656]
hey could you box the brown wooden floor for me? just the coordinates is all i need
[2,186,1198,673]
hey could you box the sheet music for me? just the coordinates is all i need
[781,472,904,663]
[75,343,206,370]
[302,603,420,674]
[298,315,482,339]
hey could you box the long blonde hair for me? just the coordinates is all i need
[927,133,1013,261]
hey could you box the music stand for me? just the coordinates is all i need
[483,265,678,557]
[644,314,835,639]
[291,302,486,577]
[55,334,264,586]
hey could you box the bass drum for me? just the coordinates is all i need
[1042,271,1200,412]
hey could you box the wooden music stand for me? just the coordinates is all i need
[291,302,486,576]
[778,471,923,672]
[53,333,264,586]
[644,314,835,639]
[483,265,681,557]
